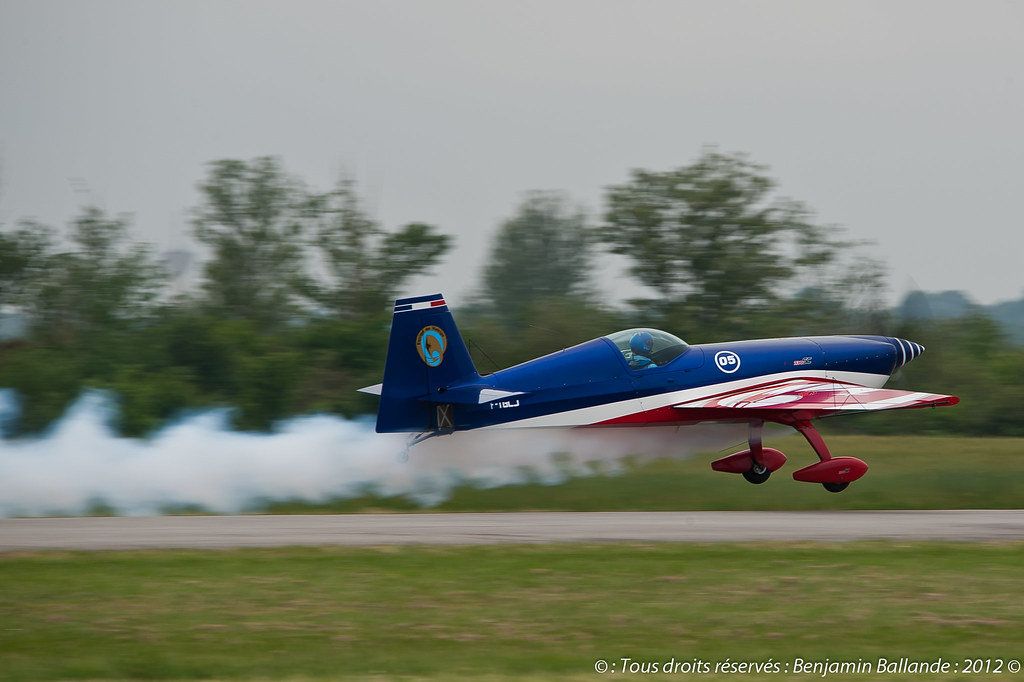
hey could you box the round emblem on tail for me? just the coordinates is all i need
[416,326,447,367]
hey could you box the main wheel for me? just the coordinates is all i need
[742,463,771,485]
[822,481,849,493]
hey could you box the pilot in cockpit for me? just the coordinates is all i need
[628,331,657,369]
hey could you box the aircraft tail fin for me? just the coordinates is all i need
[372,293,481,433]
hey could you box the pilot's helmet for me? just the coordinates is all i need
[629,331,654,357]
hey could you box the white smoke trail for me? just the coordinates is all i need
[0,389,747,517]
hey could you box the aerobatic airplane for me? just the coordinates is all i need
[360,293,958,492]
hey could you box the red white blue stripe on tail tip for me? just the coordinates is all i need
[393,293,447,314]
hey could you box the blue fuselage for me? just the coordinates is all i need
[447,335,915,430]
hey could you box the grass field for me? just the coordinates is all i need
[2,542,1024,681]
[3,435,1023,681]
[261,435,1024,514]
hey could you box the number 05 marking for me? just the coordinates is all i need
[714,350,741,374]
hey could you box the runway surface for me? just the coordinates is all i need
[2,510,1024,551]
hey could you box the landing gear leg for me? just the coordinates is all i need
[742,421,771,484]
[712,421,786,483]
[792,419,832,461]
[787,418,867,492]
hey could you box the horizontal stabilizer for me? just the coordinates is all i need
[357,383,383,396]
[427,386,528,405]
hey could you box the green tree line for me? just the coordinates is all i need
[1,150,1018,436]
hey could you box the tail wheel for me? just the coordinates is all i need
[742,463,771,485]
[822,481,850,493]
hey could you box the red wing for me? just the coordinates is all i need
[672,378,959,413]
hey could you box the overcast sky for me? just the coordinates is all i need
[1,0,1021,307]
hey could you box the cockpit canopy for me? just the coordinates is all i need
[605,328,689,368]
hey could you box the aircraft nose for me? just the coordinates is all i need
[892,338,925,369]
